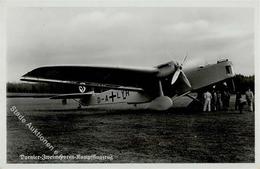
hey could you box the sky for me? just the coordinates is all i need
[6,7,254,82]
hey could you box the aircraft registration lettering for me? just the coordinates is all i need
[97,97,101,104]
[121,90,130,99]
[95,90,132,104]
[109,91,116,102]
[116,92,120,98]
[122,91,126,99]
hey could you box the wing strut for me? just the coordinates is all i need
[158,80,164,96]
[185,94,203,104]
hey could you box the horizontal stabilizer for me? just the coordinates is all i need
[50,91,94,99]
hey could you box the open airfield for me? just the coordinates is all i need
[7,95,254,163]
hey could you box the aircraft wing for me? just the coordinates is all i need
[7,92,94,99]
[21,65,159,92]
[7,93,56,98]
[184,60,235,91]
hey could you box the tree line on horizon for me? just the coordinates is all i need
[7,74,254,94]
[233,74,254,93]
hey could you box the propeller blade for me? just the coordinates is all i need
[171,69,181,85]
[181,53,188,66]
[180,71,192,88]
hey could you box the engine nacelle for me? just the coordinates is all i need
[156,61,177,78]
[148,96,173,111]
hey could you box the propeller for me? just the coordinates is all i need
[171,54,191,88]
[179,71,192,88]
[171,68,181,84]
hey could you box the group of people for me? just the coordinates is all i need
[235,88,254,113]
[202,87,254,113]
[203,89,230,112]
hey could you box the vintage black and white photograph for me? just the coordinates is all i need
[5,3,255,164]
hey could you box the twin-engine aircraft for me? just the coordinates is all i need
[21,59,234,111]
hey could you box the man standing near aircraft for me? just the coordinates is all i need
[216,90,222,110]
[212,88,217,111]
[203,90,212,112]
[245,88,254,112]
[222,90,230,111]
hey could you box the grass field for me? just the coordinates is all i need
[7,95,254,163]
